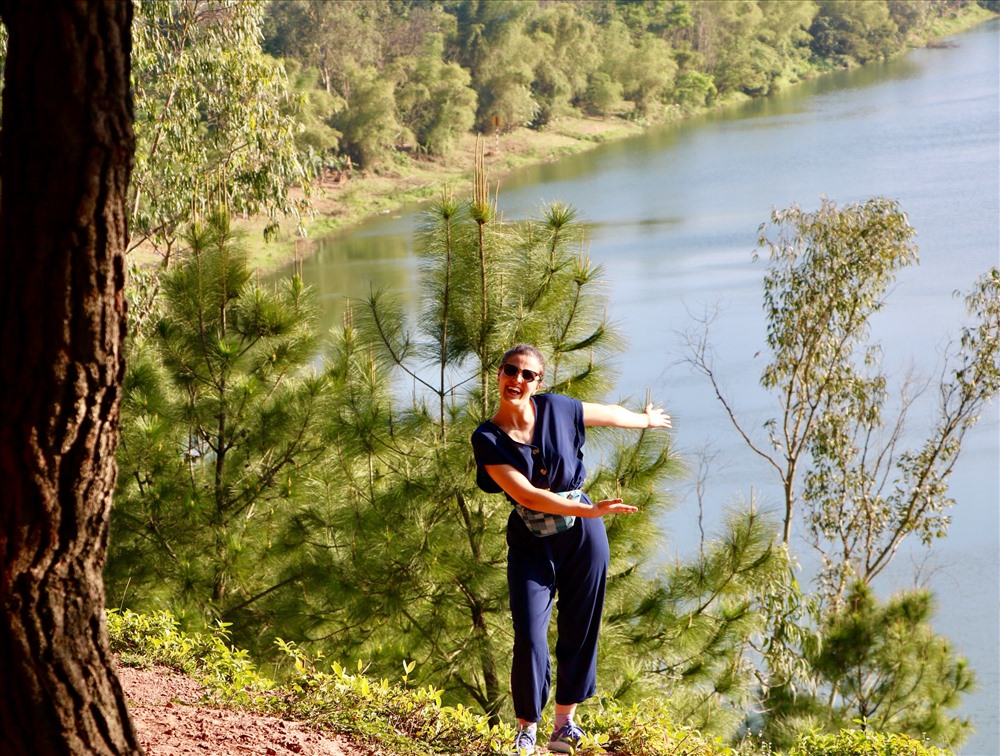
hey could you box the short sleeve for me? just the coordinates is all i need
[471,424,508,493]
[470,394,587,497]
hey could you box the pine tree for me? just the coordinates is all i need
[763,583,974,749]
[108,214,329,646]
[109,165,791,737]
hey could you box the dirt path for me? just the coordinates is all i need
[118,663,568,755]
[118,664,360,756]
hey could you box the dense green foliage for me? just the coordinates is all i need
[789,730,953,756]
[262,0,997,167]
[109,213,329,635]
[130,0,312,254]
[294,175,792,731]
[807,585,972,742]
[125,0,317,334]
[90,2,998,752]
[762,583,974,749]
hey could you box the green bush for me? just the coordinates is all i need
[789,729,954,756]
[107,609,735,755]
[107,610,272,705]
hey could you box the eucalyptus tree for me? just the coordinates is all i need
[281,59,344,165]
[266,0,465,164]
[749,199,997,597]
[390,33,478,159]
[526,3,600,125]
[687,197,996,747]
[107,214,330,648]
[131,0,311,252]
[449,0,542,131]
[128,0,313,329]
[331,60,405,169]
[808,0,901,66]
[283,157,786,730]
[263,0,384,95]
[592,20,678,120]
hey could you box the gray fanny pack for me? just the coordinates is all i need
[514,490,585,537]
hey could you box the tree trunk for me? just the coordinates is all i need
[0,2,139,754]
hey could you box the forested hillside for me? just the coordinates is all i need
[261,0,998,169]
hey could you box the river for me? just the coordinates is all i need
[287,20,999,755]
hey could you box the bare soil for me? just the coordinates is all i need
[118,664,361,756]
[118,663,566,755]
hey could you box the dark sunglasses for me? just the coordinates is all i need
[500,363,541,382]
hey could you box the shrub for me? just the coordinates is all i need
[789,729,954,756]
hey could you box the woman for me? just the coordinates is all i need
[471,344,671,755]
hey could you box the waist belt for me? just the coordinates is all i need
[514,489,585,537]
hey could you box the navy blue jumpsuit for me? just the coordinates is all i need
[471,393,610,723]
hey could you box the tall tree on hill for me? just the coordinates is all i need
[130,0,311,256]
[392,33,478,157]
[809,0,901,66]
[526,3,600,124]
[0,2,139,753]
[128,0,312,333]
[450,0,541,131]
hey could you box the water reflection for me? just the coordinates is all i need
[295,227,419,337]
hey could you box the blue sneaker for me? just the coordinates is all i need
[547,721,585,753]
[511,725,536,755]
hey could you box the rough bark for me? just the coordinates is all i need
[0,2,139,753]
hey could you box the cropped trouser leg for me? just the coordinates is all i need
[507,514,610,722]
[508,547,555,722]
[553,517,609,707]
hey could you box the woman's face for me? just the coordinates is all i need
[497,353,543,405]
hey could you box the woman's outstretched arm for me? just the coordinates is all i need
[582,402,672,429]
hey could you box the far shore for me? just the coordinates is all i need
[227,10,995,276]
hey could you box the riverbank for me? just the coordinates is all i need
[245,114,646,272]
[239,6,995,275]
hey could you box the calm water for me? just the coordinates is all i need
[290,21,999,754]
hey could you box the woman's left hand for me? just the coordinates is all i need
[644,404,672,429]
[591,498,639,517]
